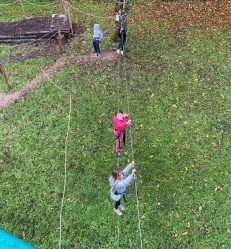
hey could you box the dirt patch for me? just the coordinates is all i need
[0,52,118,108]
[0,17,85,64]
[0,17,119,108]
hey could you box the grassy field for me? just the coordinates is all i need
[0,1,230,248]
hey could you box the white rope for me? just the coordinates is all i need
[0,0,20,5]
[114,0,127,4]
[39,66,71,249]
[68,2,113,19]
[23,0,59,7]
[62,0,67,11]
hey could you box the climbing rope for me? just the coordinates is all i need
[39,65,72,249]
[114,1,143,247]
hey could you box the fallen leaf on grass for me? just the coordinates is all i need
[182,231,188,236]
[227,229,231,234]
[50,192,56,197]
[176,213,180,218]
[199,206,202,213]
[150,155,154,158]
[22,231,25,239]
[124,151,128,155]
[141,215,146,219]
[214,186,221,191]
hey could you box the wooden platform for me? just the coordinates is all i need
[0,15,71,44]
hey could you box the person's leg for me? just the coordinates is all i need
[115,138,120,155]
[118,38,123,50]
[93,40,97,54]
[114,199,123,215]
[114,200,121,210]
[96,41,100,56]
[121,40,124,51]
[119,130,124,149]
[114,131,121,156]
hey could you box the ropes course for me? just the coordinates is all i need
[0,0,59,6]
[1,0,143,248]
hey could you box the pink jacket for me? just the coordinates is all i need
[113,114,130,132]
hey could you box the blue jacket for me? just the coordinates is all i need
[93,24,103,40]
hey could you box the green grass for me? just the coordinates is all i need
[0,1,230,249]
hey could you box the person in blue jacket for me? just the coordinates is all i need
[117,24,126,56]
[93,24,103,58]
[109,161,136,215]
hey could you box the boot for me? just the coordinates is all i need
[121,50,124,56]
[117,49,120,54]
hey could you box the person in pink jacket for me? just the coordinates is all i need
[113,110,131,157]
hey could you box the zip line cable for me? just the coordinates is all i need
[68,2,113,19]
[0,0,59,7]
[39,65,72,249]
[23,0,60,7]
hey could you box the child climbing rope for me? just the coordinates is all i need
[109,160,136,216]
[117,24,126,56]
[113,110,131,157]
[93,24,103,58]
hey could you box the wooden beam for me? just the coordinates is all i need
[57,18,63,54]
[66,0,74,36]
[0,65,11,91]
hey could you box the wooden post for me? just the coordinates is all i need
[0,65,11,91]
[123,0,126,12]
[115,0,126,28]
[66,0,73,36]
[57,18,63,54]
[19,0,26,18]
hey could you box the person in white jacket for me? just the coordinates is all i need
[109,161,136,215]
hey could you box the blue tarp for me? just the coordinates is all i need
[0,229,36,249]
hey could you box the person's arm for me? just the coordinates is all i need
[99,31,103,40]
[116,168,136,189]
[122,161,135,176]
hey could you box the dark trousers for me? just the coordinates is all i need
[93,39,100,55]
[115,199,121,210]
[118,38,125,51]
